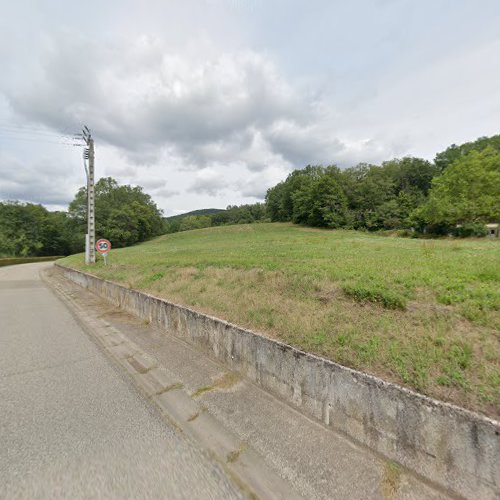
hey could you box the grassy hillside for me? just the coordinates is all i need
[61,223,500,417]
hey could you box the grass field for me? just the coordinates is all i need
[61,223,500,417]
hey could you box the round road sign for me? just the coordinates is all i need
[96,239,111,254]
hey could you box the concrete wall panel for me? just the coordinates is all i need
[57,264,500,499]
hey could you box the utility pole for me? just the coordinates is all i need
[82,126,96,264]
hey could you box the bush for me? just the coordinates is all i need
[453,223,488,238]
[396,229,416,238]
[342,282,407,310]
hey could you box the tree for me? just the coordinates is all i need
[0,202,79,257]
[290,174,316,224]
[337,158,437,230]
[68,177,165,248]
[385,157,438,195]
[41,211,82,255]
[413,147,500,226]
[266,182,288,221]
[0,202,45,256]
[339,163,395,230]
[308,167,348,228]
[434,134,500,172]
[178,215,212,231]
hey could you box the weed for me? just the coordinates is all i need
[449,343,472,370]
[156,383,183,396]
[381,461,401,499]
[192,371,240,397]
[436,375,450,386]
[227,442,248,463]
[355,336,381,363]
[192,385,213,398]
[343,283,407,310]
[310,331,327,346]
[187,411,200,422]
[421,241,435,257]
[336,333,350,346]
[433,337,445,347]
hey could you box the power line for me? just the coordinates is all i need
[0,123,84,146]
[0,135,83,146]
[0,126,77,139]
[0,123,75,135]
[0,121,94,264]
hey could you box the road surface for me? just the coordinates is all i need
[0,262,243,499]
[1,262,451,500]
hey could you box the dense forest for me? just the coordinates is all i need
[1,134,499,258]
[265,146,499,236]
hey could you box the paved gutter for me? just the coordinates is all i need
[47,264,454,500]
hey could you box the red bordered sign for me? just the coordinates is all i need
[95,239,111,255]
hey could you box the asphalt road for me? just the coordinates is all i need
[0,263,243,499]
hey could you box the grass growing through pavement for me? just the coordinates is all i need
[61,223,500,417]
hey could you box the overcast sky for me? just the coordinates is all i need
[1,0,499,215]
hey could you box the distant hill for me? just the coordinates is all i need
[164,208,224,222]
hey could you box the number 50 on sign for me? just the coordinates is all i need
[95,239,111,264]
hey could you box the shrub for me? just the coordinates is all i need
[342,283,407,310]
[453,223,488,238]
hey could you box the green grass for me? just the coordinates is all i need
[61,223,500,417]
[342,283,407,310]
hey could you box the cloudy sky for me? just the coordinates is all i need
[0,0,499,215]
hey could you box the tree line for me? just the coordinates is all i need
[266,136,499,236]
[166,134,500,237]
[0,177,165,258]
[1,134,498,257]
[0,202,80,257]
[164,204,267,233]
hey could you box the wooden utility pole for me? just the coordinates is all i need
[82,126,96,264]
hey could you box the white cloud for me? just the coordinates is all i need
[1,1,499,214]
[4,35,317,161]
[2,32,368,208]
[0,152,80,208]
[188,168,229,196]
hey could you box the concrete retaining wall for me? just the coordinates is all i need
[56,264,499,499]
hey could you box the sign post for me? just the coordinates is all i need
[95,239,111,266]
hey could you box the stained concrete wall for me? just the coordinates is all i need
[56,264,500,499]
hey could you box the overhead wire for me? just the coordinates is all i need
[0,136,83,146]
[0,126,76,138]
[0,124,85,146]
[0,122,73,132]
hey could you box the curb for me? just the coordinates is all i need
[44,267,301,500]
[54,263,500,499]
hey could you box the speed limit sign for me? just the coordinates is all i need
[95,239,111,255]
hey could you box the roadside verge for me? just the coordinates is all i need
[55,263,500,499]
